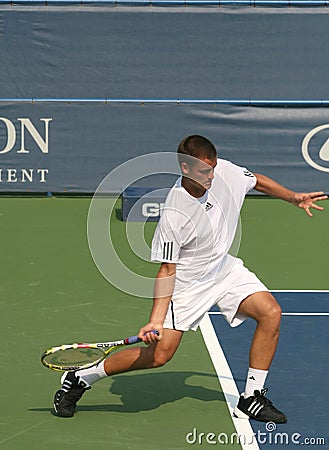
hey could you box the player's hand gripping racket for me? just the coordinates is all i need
[41,330,158,372]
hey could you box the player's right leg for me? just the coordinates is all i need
[53,328,183,417]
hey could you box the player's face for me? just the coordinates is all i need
[182,157,217,192]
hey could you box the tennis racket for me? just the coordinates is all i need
[41,330,158,372]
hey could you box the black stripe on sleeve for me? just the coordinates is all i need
[169,242,173,260]
[165,242,169,259]
[163,241,174,261]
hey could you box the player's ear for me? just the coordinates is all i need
[181,162,189,175]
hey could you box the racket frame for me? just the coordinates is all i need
[41,335,145,372]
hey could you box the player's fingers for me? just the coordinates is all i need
[149,330,161,341]
[139,329,161,343]
[151,331,162,343]
[311,204,324,211]
[305,207,313,217]
[143,334,156,345]
[310,191,325,197]
[313,195,328,201]
[138,327,150,340]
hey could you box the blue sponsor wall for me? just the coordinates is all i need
[0,5,329,193]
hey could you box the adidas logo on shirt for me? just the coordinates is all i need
[243,169,254,178]
[205,202,213,211]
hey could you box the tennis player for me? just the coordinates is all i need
[54,135,327,420]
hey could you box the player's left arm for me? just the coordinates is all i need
[254,173,328,217]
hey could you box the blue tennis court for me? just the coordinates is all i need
[204,291,329,449]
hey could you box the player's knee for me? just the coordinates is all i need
[262,301,282,329]
[269,303,282,320]
[152,350,174,368]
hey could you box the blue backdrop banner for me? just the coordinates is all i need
[1,5,329,100]
[1,4,329,193]
[0,102,329,193]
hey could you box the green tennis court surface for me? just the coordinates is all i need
[0,197,327,449]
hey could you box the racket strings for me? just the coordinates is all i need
[44,347,104,368]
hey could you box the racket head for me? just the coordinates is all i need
[40,332,155,372]
[41,344,114,372]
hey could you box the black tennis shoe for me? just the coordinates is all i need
[53,371,91,418]
[234,388,287,423]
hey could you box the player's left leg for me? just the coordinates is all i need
[234,291,287,423]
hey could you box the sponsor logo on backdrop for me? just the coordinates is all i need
[0,117,51,184]
[141,202,165,218]
[301,124,329,173]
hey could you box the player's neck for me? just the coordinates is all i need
[182,177,207,198]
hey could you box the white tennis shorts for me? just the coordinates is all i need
[164,258,268,331]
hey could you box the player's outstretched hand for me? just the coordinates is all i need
[138,323,162,344]
[293,191,328,217]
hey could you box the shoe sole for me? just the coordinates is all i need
[233,406,250,420]
[53,403,75,418]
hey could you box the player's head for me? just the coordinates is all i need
[177,135,217,195]
[177,135,217,167]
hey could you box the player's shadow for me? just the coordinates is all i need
[78,371,225,413]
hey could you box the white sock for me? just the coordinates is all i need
[244,367,268,398]
[76,360,108,386]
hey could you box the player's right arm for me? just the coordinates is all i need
[138,262,176,343]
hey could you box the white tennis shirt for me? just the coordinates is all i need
[151,159,257,292]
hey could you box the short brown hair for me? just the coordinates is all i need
[177,135,217,166]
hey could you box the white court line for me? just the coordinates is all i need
[271,290,329,293]
[200,314,259,450]
[282,313,329,316]
[209,312,329,316]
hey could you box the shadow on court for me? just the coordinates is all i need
[30,371,225,414]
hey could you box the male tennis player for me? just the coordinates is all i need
[53,135,327,421]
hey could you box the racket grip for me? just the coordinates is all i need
[125,330,158,345]
[125,335,140,345]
